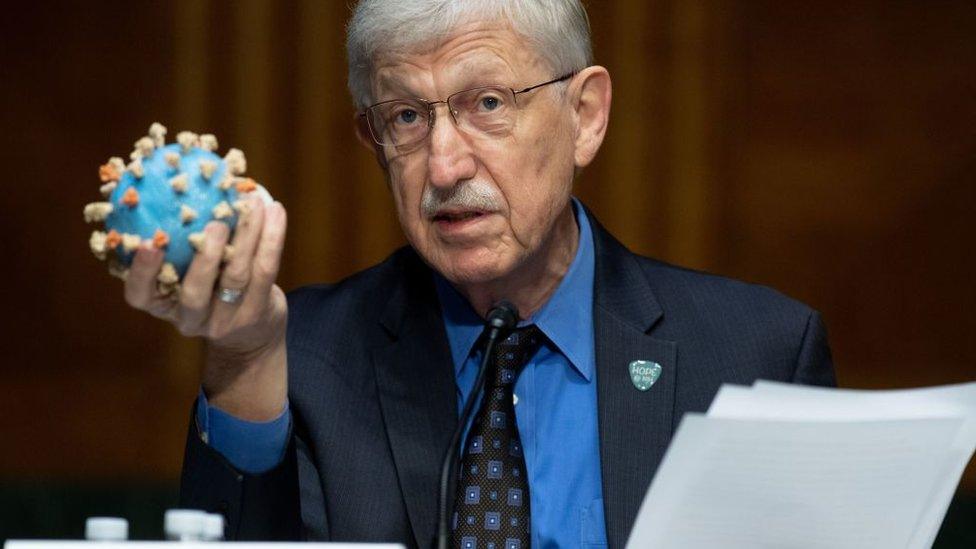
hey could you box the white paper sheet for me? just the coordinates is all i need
[626,413,966,549]
[709,381,976,548]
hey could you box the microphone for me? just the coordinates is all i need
[436,301,519,549]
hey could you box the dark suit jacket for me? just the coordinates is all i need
[180,210,835,548]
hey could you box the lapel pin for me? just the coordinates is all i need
[629,360,662,391]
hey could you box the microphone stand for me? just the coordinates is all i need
[435,302,518,549]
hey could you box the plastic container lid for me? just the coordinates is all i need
[85,517,128,541]
[202,513,225,541]
[164,509,206,540]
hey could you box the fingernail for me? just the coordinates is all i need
[204,223,224,245]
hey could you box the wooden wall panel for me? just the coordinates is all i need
[0,1,972,493]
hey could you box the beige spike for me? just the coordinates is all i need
[222,244,235,262]
[99,181,118,197]
[83,202,113,223]
[177,131,199,153]
[121,234,142,253]
[199,134,218,152]
[165,151,181,169]
[218,175,235,191]
[180,204,198,224]
[224,148,246,175]
[232,199,251,217]
[212,201,234,220]
[188,232,205,251]
[108,260,129,281]
[129,149,142,161]
[199,159,217,180]
[158,282,181,297]
[127,158,144,178]
[89,230,108,260]
[157,281,180,297]
[148,122,167,148]
[157,262,179,286]
[170,173,188,193]
[134,136,155,158]
[108,156,126,174]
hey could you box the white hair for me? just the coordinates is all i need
[346,0,593,110]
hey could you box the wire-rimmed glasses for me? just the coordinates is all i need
[360,72,576,147]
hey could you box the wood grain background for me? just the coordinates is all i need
[0,1,972,492]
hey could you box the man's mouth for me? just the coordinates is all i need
[432,210,487,223]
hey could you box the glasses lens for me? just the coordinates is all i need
[368,100,430,146]
[449,86,517,137]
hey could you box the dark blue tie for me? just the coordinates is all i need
[451,325,542,549]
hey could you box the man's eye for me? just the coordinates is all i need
[480,96,501,111]
[397,109,419,124]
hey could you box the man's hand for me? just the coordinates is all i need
[123,194,288,421]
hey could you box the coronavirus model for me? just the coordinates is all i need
[84,123,269,296]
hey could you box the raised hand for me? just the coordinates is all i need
[124,194,289,421]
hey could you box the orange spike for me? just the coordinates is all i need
[99,162,121,183]
[152,229,170,249]
[121,187,140,207]
[235,178,257,193]
[105,230,122,250]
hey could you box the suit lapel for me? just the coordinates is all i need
[589,214,678,548]
[372,251,458,549]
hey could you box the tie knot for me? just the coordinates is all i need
[500,325,542,349]
[489,325,542,387]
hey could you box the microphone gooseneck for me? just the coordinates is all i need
[436,301,519,549]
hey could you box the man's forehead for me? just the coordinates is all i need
[375,55,513,91]
[370,23,545,94]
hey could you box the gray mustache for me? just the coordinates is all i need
[421,181,502,217]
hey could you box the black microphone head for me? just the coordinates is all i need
[486,300,519,330]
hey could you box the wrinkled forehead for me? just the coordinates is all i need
[369,21,550,100]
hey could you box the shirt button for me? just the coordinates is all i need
[513,394,519,406]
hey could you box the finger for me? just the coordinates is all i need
[123,241,164,309]
[241,201,287,311]
[218,194,265,292]
[144,293,179,321]
[178,221,230,332]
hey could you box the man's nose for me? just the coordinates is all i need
[426,103,477,189]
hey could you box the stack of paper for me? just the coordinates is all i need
[626,381,976,549]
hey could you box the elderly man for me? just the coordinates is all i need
[124,0,834,547]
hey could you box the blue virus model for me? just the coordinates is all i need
[84,123,268,295]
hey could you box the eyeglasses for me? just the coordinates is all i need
[360,72,576,147]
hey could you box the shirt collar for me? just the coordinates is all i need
[434,198,596,382]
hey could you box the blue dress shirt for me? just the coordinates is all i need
[198,198,606,548]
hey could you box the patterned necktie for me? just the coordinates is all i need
[451,325,542,549]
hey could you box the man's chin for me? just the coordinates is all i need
[429,250,514,287]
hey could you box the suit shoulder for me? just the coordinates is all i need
[284,247,414,346]
[634,255,816,330]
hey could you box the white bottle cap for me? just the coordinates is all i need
[164,509,206,540]
[202,513,225,541]
[85,517,128,541]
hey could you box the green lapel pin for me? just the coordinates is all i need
[629,360,662,391]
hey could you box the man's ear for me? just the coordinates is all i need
[354,114,389,169]
[570,66,612,169]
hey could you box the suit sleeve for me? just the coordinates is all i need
[791,310,837,387]
[179,402,304,540]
